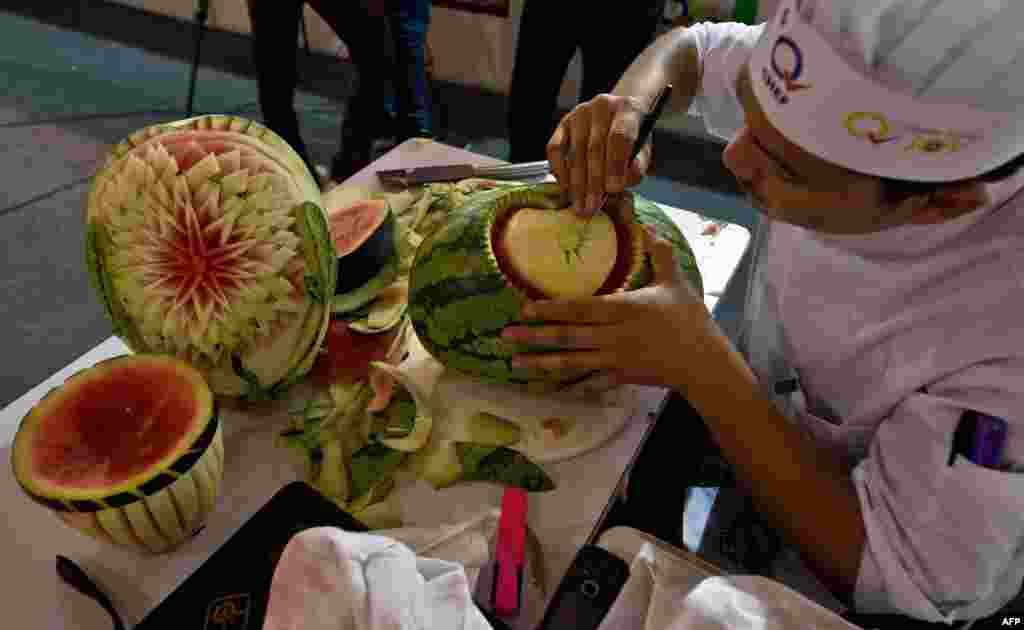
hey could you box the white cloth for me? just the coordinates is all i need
[597,543,860,630]
[688,20,1024,623]
[747,0,1024,182]
[262,510,499,630]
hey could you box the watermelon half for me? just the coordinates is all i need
[11,354,223,553]
[407,182,703,387]
[329,198,402,315]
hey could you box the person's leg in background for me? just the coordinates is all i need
[248,0,321,182]
[578,0,664,105]
[386,0,433,142]
[309,0,398,182]
[506,0,582,163]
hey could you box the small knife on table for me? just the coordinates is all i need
[492,486,529,618]
[376,160,551,186]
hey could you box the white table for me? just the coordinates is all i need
[0,139,749,630]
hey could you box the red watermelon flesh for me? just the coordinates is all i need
[31,361,201,490]
[311,320,404,386]
[329,199,389,257]
[366,367,396,413]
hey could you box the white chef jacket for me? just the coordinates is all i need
[686,20,1024,624]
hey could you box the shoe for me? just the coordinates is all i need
[397,127,434,143]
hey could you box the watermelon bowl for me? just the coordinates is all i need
[406,182,704,390]
[11,354,224,554]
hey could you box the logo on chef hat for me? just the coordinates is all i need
[905,131,962,154]
[770,36,813,93]
[844,113,972,155]
[757,0,814,106]
[844,112,900,145]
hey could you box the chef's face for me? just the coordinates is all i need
[722,62,929,235]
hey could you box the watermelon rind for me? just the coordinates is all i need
[632,196,704,296]
[407,182,702,386]
[264,202,338,398]
[331,262,400,315]
[84,115,335,399]
[366,361,435,453]
[11,354,224,553]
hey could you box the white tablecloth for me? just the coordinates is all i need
[0,140,749,630]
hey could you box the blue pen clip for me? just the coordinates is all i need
[949,410,1007,468]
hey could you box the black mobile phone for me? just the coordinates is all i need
[536,544,631,630]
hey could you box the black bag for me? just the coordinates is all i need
[136,481,369,630]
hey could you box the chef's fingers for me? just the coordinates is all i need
[502,322,620,350]
[586,95,615,211]
[546,122,570,191]
[511,349,617,373]
[628,140,652,187]
[567,104,594,216]
[606,107,641,193]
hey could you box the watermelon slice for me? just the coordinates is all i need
[311,318,409,386]
[329,198,401,315]
[11,354,223,553]
[365,361,433,452]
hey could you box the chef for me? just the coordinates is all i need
[500,0,1024,625]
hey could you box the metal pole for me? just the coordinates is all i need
[187,0,211,117]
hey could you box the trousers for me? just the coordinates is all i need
[507,0,665,163]
[248,0,396,179]
[383,0,433,138]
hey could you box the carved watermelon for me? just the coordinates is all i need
[406,182,703,386]
[11,354,223,553]
[85,115,337,400]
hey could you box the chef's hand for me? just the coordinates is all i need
[546,94,653,217]
[501,226,712,391]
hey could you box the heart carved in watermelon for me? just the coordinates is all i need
[11,354,223,553]
[85,115,337,400]
[407,182,703,386]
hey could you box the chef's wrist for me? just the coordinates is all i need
[671,319,758,404]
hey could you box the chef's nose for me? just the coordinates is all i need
[723,126,766,185]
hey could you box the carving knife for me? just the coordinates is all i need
[376,160,551,186]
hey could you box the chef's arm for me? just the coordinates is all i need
[611,26,704,115]
[674,331,867,603]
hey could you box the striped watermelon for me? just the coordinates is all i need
[11,354,222,553]
[406,182,702,387]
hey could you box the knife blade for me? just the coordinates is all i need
[376,160,551,186]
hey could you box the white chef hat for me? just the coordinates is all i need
[748,0,1024,182]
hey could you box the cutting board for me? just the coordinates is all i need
[395,330,642,464]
